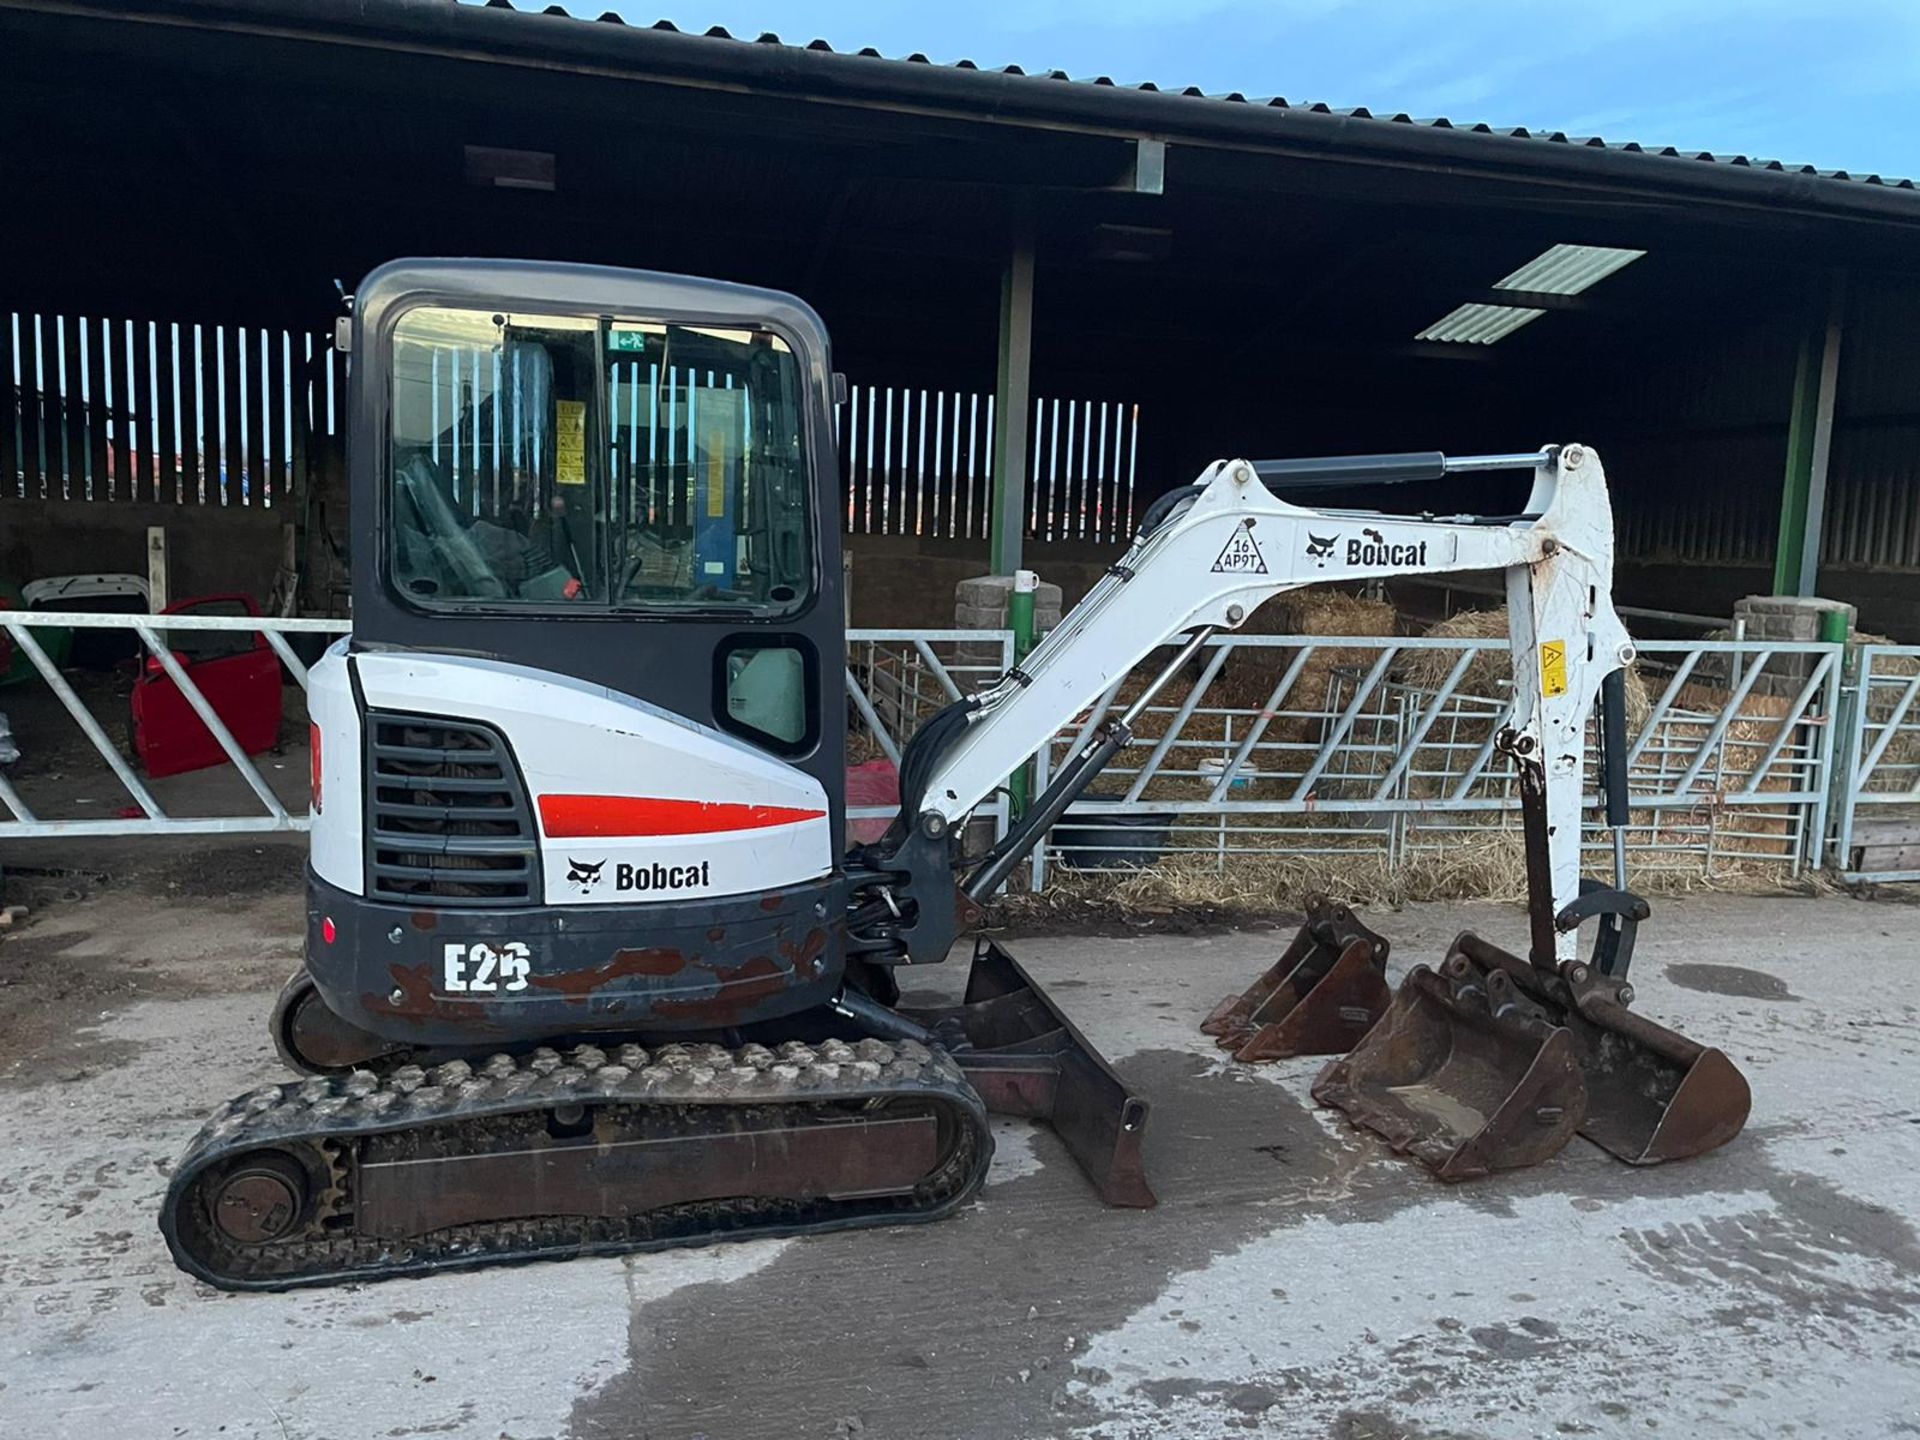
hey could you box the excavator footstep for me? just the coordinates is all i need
[1202,895,1392,1062]
[903,940,1155,1209]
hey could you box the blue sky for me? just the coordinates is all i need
[581,0,1920,178]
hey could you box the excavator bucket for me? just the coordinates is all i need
[1452,934,1751,1166]
[1201,895,1392,1062]
[1312,943,1587,1181]
[903,941,1156,1209]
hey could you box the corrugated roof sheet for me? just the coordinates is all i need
[475,3,1915,193]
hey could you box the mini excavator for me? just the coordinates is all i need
[160,261,1748,1289]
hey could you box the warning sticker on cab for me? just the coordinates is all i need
[555,400,588,487]
[1540,640,1569,697]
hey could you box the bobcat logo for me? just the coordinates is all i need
[1305,532,1339,567]
[566,857,606,894]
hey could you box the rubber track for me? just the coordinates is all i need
[161,1037,991,1292]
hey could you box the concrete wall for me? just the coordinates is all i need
[844,532,1118,629]
[0,499,286,604]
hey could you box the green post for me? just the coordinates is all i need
[1006,569,1037,818]
[1774,272,1846,597]
[1772,332,1817,597]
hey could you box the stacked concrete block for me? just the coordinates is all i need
[954,574,1064,634]
[953,573,1063,673]
[1732,595,1855,697]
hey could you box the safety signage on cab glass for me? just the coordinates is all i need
[556,400,588,487]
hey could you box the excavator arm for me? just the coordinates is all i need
[882,443,1635,968]
[864,439,1748,1195]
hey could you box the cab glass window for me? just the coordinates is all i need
[388,307,813,614]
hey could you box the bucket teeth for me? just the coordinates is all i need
[1202,895,1392,1061]
[1312,947,1587,1181]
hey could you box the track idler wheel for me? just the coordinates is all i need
[210,1152,310,1244]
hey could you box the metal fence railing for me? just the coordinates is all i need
[0,610,349,836]
[8,615,1912,896]
[0,615,1011,849]
[1833,643,1920,883]
[1029,635,1844,888]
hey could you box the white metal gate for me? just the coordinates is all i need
[0,614,1006,846]
[1833,643,1920,882]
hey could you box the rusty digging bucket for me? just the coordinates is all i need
[1201,895,1392,1062]
[1453,933,1753,1167]
[1315,932,1752,1181]
[1312,942,1587,1181]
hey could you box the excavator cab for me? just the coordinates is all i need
[297,263,854,1051]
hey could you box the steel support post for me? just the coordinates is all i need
[990,219,1036,576]
[1774,271,1846,597]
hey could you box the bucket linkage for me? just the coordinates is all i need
[1313,669,1750,1181]
[1201,895,1392,1062]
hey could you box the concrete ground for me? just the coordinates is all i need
[1,854,1917,1440]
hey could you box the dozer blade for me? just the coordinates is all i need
[1201,895,1392,1062]
[903,940,1155,1209]
[1312,943,1587,1181]
[1453,934,1751,1166]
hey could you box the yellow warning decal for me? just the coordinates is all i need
[1540,640,1568,698]
[555,401,588,487]
[706,430,728,518]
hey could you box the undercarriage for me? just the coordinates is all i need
[162,942,1152,1290]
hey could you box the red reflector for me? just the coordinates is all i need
[321,917,337,945]
[309,722,323,813]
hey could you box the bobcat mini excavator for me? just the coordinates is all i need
[160,260,1749,1290]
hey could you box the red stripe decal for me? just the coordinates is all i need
[538,794,826,839]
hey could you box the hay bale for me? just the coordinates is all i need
[1395,607,1651,732]
[1215,587,1396,715]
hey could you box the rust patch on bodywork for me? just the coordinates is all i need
[650,955,790,1024]
[409,910,440,931]
[778,927,829,972]
[364,962,509,1033]
[528,947,689,998]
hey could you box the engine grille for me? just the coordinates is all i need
[364,713,538,907]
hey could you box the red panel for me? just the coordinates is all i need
[130,593,282,779]
[538,793,826,839]
[133,647,283,778]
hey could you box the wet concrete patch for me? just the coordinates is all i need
[569,1048,1355,1440]
[1331,1412,1491,1440]
[1665,962,1801,1002]
[1466,1318,1560,1360]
